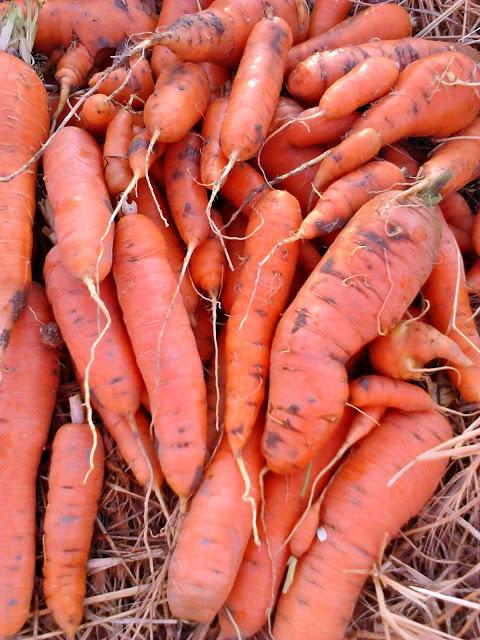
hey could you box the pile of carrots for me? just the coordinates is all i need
[1,0,480,637]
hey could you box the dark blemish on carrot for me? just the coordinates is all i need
[361,230,387,250]
[412,431,425,442]
[384,117,395,129]
[180,143,201,160]
[270,25,287,58]
[0,329,10,351]
[110,376,124,384]
[295,595,309,606]
[344,59,357,74]
[249,369,262,381]
[172,168,183,180]
[11,290,27,322]
[177,84,185,91]
[60,514,80,525]
[114,0,128,11]
[129,137,148,153]
[254,123,264,144]
[315,218,342,234]
[232,424,244,435]
[173,441,191,448]
[320,257,335,273]
[98,36,110,48]
[359,377,369,390]
[190,465,203,493]
[128,255,140,262]
[386,223,410,241]
[208,13,226,37]
[292,307,307,333]
[265,431,282,449]
[255,308,268,318]
[308,396,316,404]
[288,404,300,415]
[7,598,16,607]
[177,426,186,434]
[320,295,336,306]
[411,102,419,115]
[61,485,75,490]
[184,202,192,216]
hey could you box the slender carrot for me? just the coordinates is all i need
[220,211,248,315]
[308,0,351,38]
[221,161,266,217]
[201,97,229,186]
[79,94,118,136]
[349,375,435,412]
[127,129,166,181]
[103,109,135,198]
[88,54,154,107]
[190,210,226,297]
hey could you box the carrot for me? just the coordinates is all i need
[43,397,104,640]
[167,420,264,624]
[312,51,480,192]
[423,217,480,402]
[298,241,321,274]
[192,301,215,365]
[43,127,114,286]
[288,4,411,74]
[144,59,210,145]
[277,108,359,148]
[89,54,154,107]
[440,192,475,236]
[79,93,118,136]
[221,161,266,217]
[447,224,474,254]
[287,38,475,104]
[217,409,352,640]
[382,143,420,182]
[369,321,472,382]
[219,210,248,315]
[225,190,302,456]
[288,496,321,559]
[318,57,400,120]
[201,62,231,101]
[308,0,351,38]
[0,285,60,638]
[272,409,452,640]
[263,190,442,473]
[466,258,480,294]
[113,212,208,497]
[295,160,406,239]
[201,97,229,186]
[103,109,135,198]
[0,50,49,357]
[349,375,435,413]
[190,209,226,300]
[128,128,166,183]
[206,329,226,453]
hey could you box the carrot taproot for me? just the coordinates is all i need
[423,217,480,402]
[89,54,154,107]
[0,50,49,357]
[201,97,229,186]
[44,245,143,417]
[144,59,210,146]
[217,409,352,640]
[43,127,114,285]
[103,109,135,198]
[263,190,442,473]
[225,190,302,455]
[382,143,420,182]
[287,38,475,104]
[113,212,208,497]
[288,4,411,74]
[79,94,118,136]
[349,375,435,412]
[313,51,480,192]
[43,397,104,640]
[167,419,264,623]
[466,258,480,294]
[272,409,452,640]
[0,284,60,638]
[369,321,472,382]
[308,0,351,38]
[220,210,248,315]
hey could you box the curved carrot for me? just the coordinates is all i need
[103,109,135,198]
[288,4,411,73]
[79,94,118,136]
[349,375,435,412]
[89,55,154,107]
[0,51,49,357]
[273,409,452,640]
[113,212,208,497]
[0,285,60,638]
[43,401,104,640]
[43,127,114,284]
[308,0,351,38]
[280,108,359,148]
[220,161,266,216]
[201,97,229,186]
[263,190,442,473]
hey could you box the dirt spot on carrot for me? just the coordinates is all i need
[0,329,10,351]
[190,465,204,494]
[264,431,283,450]
[292,307,308,333]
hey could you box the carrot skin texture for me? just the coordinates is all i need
[79,94,118,137]
[103,110,135,198]
[263,191,442,473]
[382,143,420,182]
[43,425,104,639]
[43,127,114,283]
[349,375,435,412]
[128,129,166,178]
[201,97,229,185]
[440,192,474,236]
[225,191,302,454]
[220,212,248,315]
[190,210,226,296]
[273,409,452,640]
[167,422,264,623]
[89,55,154,108]
[113,214,208,497]
[0,52,49,354]
[220,17,293,161]
[0,285,60,637]
[308,0,351,38]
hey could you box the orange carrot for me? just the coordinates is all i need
[440,192,475,236]
[288,4,411,74]
[220,161,266,217]
[167,421,264,623]
[313,51,480,192]
[201,97,229,186]
[349,375,435,413]
[277,107,359,148]
[263,190,442,473]
[308,0,351,38]
[0,285,60,638]
[192,301,215,365]
[79,94,118,137]
[128,128,166,181]
[382,143,420,182]
[89,54,154,107]
[206,329,226,453]
[220,210,248,315]
[200,62,231,101]
[103,109,135,198]
[113,212,208,497]
[43,127,114,285]
[43,398,104,640]
[298,242,322,274]
[466,258,480,294]
[273,409,452,640]
[190,209,226,297]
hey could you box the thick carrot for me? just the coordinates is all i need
[272,409,452,640]
[287,38,474,104]
[89,55,154,107]
[113,212,208,497]
[308,0,351,38]
[423,217,480,402]
[201,97,229,186]
[288,4,411,74]
[220,17,293,164]
[369,321,472,381]
[313,51,480,192]
[0,285,60,638]
[144,59,210,145]
[103,109,135,198]
[0,51,49,357]
[218,409,352,639]
[225,190,302,455]
[43,127,114,285]
[263,190,442,473]
[44,245,143,417]
[167,420,264,623]
[220,161,266,217]
[43,400,104,640]
[79,94,118,137]
[220,210,248,315]
[349,375,435,412]
[297,160,406,239]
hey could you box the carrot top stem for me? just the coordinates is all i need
[408,169,453,206]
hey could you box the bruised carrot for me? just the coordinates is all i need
[79,94,118,136]
[89,54,154,107]
[313,51,480,192]
[43,398,104,640]
[43,127,114,285]
[167,420,264,623]
[103,109,135,198]
[287,38,474,104]
[225,191,302,455]
[369,321,472,382]
[113,212,208,497]
[201,97,229,186]
[288,4,411,74]
[308,0,351,38]
[0,285,60,638]
[349,375,435,413]
[273,409,452,640]
[263,190,442,473]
